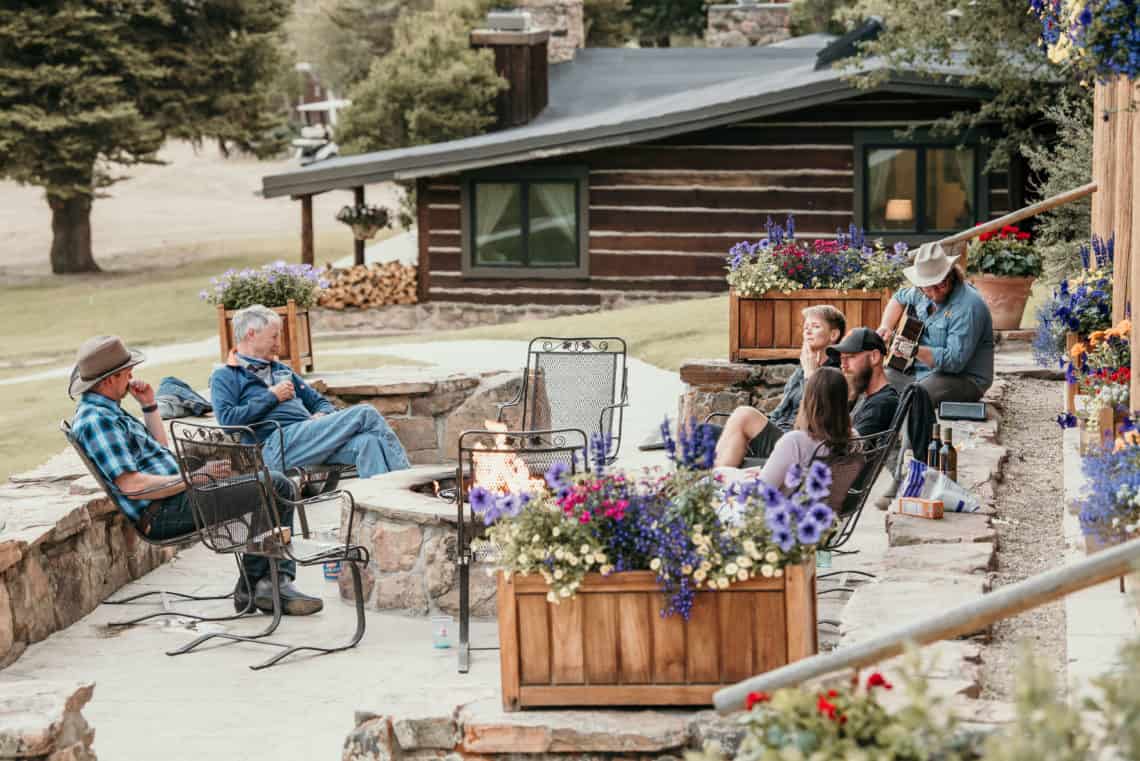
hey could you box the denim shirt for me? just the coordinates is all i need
[894,281,994,392]
[209,359,336,443]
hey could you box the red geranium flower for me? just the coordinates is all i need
[745,691,771,710]
[817,694,838,719]
[866,672,893,690]
[1016,231,1031,240]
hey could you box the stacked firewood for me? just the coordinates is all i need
[318,262,418,309]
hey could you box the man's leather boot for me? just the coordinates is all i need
[253,576,324,616]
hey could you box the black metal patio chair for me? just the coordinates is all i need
[497,337,629,463]
[60,419,260,627]
[454,426,589,673]
[165,420,370,670]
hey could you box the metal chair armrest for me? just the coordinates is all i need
[704,411,731,425]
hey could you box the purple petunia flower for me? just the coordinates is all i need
[808,503,835,528]
[469,486,493,514]
[545,461,569,489]
[766,506,790,530]
[773,528,795,553]
[797,517,822,544]
[785,464,804,491]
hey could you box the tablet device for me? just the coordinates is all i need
[938,401,986,421]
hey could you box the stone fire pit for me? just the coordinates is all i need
[336,466,498,618]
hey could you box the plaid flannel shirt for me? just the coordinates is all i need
[72,392,179,520]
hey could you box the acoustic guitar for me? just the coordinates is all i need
[886,304,924,372]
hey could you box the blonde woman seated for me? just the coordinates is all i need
[714,305,845,468]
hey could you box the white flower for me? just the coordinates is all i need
[694,569,708,582]
[774,568,784,577]
[681,564,693,575]
[717,576,730,590]
[760,564,774,577]
[552,527,561,537]
[765,551,779,563]
[568,555,579,567]
[650,558,662,571]
[737,569,749,581]
[559,586,572,598]
[554,569,565,580]
[693,523,704,533]
[532,534,541,544]
[738,556,753,568]
[595,553,608,565]
[555,548,565,560]
[600,565,614,575]
[580,544,591,555]
[725,563,739,576]
[697,545,709,556]
[743,540,758,555]
[547,590,557,603]
[518,553,529,564]
[699,560,712,573]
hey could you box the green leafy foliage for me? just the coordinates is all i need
[629,0,706,45]
[967,226,1043,278]
[0,0,290,272]
[789,0,855,36]
[1021,93,1093,285]
[584,0,634,45]
[838,0,1083,173]
[336,6,506,155]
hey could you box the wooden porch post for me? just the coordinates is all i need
[300,194,314,266]
[354,186,366,267]
[416,177,431,303]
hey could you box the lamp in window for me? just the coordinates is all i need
[884,198,914,223]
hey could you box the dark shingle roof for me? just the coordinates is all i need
[262,39,982,199]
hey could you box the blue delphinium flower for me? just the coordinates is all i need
[660,417,676,461]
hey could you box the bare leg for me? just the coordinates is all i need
[715,407,770,467]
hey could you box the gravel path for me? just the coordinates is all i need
[981,377,1067,700]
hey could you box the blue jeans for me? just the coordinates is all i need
[143,471,297,582]
[262,405,411,478]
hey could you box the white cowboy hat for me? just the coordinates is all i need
[68,335,145,399]
[903,242,959,288]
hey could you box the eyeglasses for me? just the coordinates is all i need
[920,276,953,295]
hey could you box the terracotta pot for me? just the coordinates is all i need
[968,274,1037,331]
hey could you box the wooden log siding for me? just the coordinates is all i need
[420,114,1011,306]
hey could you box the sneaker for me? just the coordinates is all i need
[233,578,254,613]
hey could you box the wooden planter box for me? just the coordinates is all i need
[217,300,314,374]
[496,563,817,711]
[730,289,892,361]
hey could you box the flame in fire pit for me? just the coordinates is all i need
[472,421,543,495]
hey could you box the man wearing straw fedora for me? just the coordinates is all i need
[874,243,994,506]
[68,335,324,616]
[877,241,994,405]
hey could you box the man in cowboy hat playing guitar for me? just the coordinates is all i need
[877,241,994,406]
[68,335,324,616]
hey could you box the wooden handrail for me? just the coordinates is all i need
[713,531,1140,712]
[938,182,1099,246]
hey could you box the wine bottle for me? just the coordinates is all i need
[940,428,957,482]
[927,423,941,470]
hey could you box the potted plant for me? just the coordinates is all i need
[200,261,328,373]
[964,225,1043,330]
[1034,235,1115,413]
[726,218,908,361]
[482,424,835,710]
[1078,435,1140,553]
[336,203,391,241]
[1067,319,1131,453]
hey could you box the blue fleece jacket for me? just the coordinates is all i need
[209,361,336,443]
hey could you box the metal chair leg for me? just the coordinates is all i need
[165,565,284,656]
[108,556,256,627]
[248,560,368,670]
[458,558,470,674]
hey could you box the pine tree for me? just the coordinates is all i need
[0,0,290,274]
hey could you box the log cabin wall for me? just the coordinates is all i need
[421,93,1017,307]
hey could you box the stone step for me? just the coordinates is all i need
[0,680,96,760]
[886,511,998,548]
[879,542,997,576]
[839,573,991,644]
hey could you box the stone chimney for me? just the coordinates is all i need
[518,0,584,63]
[471,11,551,129]
[706,2,793,47]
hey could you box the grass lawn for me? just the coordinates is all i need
[0,229,369,367]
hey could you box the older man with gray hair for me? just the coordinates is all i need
[210,304,410,479]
